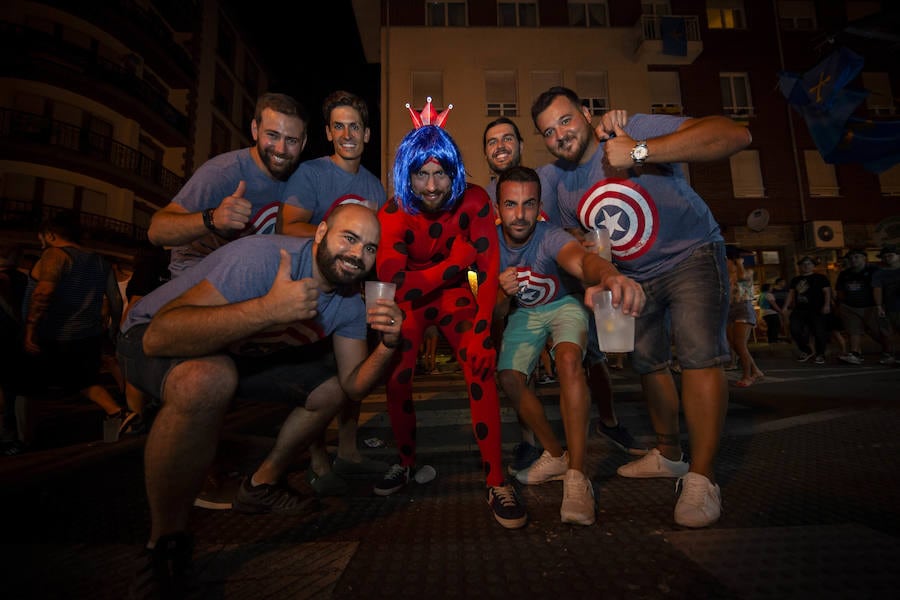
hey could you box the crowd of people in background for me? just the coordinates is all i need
[2,86,900,599]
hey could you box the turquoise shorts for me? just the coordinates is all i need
[498,295,589,376]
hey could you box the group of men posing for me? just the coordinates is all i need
[117,87,751,597]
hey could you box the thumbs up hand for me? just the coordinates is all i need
[213,180,253,233]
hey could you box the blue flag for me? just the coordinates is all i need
[779,47,900,173]
[661,16,687,57]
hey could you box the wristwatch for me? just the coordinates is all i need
[202,208,216,232]
[630,140,649,165]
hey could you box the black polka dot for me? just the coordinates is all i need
[455,296,472,307]
[475,421,488,440]
[398,368,414,384]
[442,265,462,281]
[474,319,488,334]
[439,315,454,327]
[402,288,423,301]
[459,213,470,229]
[477,203,491,218]
[424,307,439,320]
[402,398,414,413]
[392,241,408,256]
[428,222,443,238]
[404,230,415,245]
[471,382,483,400]
[473,237,490,253]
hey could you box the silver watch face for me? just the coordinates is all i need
[632,143,648,162]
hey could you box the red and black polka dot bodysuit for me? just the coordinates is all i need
[376,184,504,486]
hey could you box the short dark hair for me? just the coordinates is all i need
[254,92,309,125]
[531,86,582,129]
[497,165,542,198]
[482,117,522,150]
[322,90,370,129]
[40,210,82,243]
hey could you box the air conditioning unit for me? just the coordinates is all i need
[804,220,844,248]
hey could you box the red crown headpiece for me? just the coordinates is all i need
[406,96,453,129]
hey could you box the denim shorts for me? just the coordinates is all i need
[631,242,730,374]
[498,295,588,375]
[117,324,336,406]
[728,299,757,325]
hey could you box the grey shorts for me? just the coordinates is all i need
[839,304,880,336]
[117,324,337,406]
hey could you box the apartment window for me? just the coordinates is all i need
[214,65,234,118]
[531,71,563,99]
[568,1,609,27]
[499,1,538,26]
[210,116,230,158]
[43,180,76,209]
[720,72,754,118]
[879,163,900,196]
[730,150,764,197]
[486,71,518,116]
[243,54,260,98]
[648,71,682,115]
[577,72,608,116]
[216,15,236,69]
[81,189,108,217]
[642,1,671,16]
[427,1,466,27]
[707,0,745,29]
[3,173,37,203]
[240,94,255,130]
[412,71,445,110]
[862,72,895,116]
[778,1,816,30]
[804,150,839,196]
[846,1,880,22]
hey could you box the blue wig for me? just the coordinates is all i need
[392,125,468,215]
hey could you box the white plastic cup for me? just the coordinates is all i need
[414,465,437,484]
[365,280,396,312]
[592,290,635,352]
[585,228,612,261]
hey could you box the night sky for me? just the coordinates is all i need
[223,0,382,174]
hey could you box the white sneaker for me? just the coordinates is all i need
[515,450,568,484]
[674,472,721,528]
[616,448,689,478]
[560,469,595,525]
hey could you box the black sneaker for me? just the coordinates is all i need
[232,477,319,516]
[118,411,145,436]
[595,422,648,456]
[127,532,195,600]
[507,441,542,476]
[373,464,410,496]
[487,483,528,529]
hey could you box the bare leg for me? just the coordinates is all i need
[680,366,727,484]
[733,322,764,385]
[499,370,562,457]
[554,343,590,473]
[589,361,619,427]
[252,377,344,485]
[146,356,236,544]
[640,370,683,461]
[83,383,123,416]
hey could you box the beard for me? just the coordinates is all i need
[316,237,369,287]
[257,143,300,181]
[554,131,589,163]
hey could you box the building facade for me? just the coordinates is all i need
[370,0,900,286]
[0,0,271,266]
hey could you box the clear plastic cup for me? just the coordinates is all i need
[592,290,635,352]
[365,281,396,312]
[585,228,612,260]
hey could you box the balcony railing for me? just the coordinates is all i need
[0,199,148,246]
[637,15,701,43]
[0,21,189,134]
[0,108,185,197]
